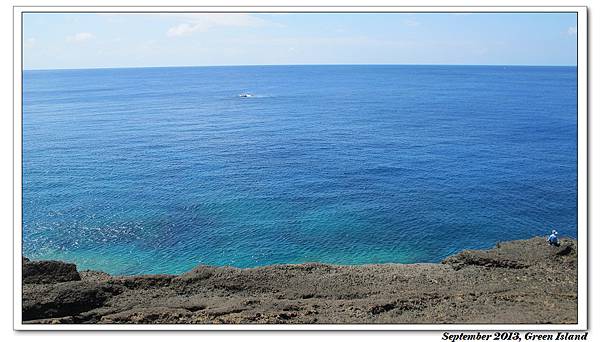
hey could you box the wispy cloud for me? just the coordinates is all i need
[567,26,577,36]
[24,37,36,48]
[474,47,489,55]
[66,32,94,43]
[167,23,199,37]
[403,20,420,27]
[165,13,271,37]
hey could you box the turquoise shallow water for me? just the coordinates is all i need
[22,65,577,275]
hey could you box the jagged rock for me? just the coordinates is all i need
[177,265,218,281]
[21,237,578,324]
[100,307,193,324]
[23,316,76,324]
[109,274,175,290]
[442,251,529,270]
[369,303,395,315]
[22,258,81,284]
[22,281,124,321]
[79,270,112,282]
[555,241,575,256]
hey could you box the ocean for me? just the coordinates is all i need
[22,65,578,275]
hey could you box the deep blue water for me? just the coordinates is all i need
[22,65,578,275]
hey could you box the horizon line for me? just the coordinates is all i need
[23,62,577,72]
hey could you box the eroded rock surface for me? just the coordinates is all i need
[23,258,81,284]
[22,237,578,324]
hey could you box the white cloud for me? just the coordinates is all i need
[567,26,577,36]
[474,47,489,55]
[167,23,200,37]
[24,37,36,48]
[403,20,420,27]
[66,32,94,43]
[164,13,271,37]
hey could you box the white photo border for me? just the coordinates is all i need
[13,5,589,331]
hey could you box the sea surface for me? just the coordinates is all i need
[22,65,578,275]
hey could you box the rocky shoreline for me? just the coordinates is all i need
[22,236,577,324]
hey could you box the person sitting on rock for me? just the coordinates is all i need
[547,230,560,246]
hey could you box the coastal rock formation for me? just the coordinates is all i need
[23,282,124,321]
[23,258,81,284]
[21,237,578,324]
[441,238,576,270]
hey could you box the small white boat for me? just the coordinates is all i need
[239,93,253,98]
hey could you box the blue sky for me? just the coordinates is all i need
[23,12,578,70]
